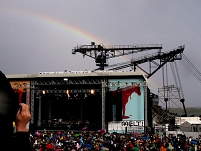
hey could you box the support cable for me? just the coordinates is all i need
[180,60,201,83]
[181,55,201,81]
[170,62,182,100]
[170,63,182,105]
[170,63,179,89]
[181,62,201,83]
[183,54,201,77]
[165,64,168,88]
[180,54,201,83]
[162,66,165,101]
[174,62,184,99]
[165,64,169,109]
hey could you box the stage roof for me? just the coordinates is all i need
[6,70,147,80]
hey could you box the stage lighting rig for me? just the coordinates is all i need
[63,78,68,81]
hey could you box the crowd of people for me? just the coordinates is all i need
[29,129,201,151]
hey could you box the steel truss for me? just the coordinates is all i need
[30,81,35,124]
[144,82,148,131]
[34,89,101,94]
[72,42,162,70]
[30,78,109,130]
[158,85,182,109]
[33,79,102,85]
[101,79,107,130]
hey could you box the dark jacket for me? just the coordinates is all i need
[13,132,31,151]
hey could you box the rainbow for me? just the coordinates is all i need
[0,6,105,44]
[0,5,134,62]
[0,6,161,90]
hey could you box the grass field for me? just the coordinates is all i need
[167,107,201,117]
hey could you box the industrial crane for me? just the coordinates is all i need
[72,42,187,122]
[104,45,187,117]
[72,42,162,70]
[109,45,185,79]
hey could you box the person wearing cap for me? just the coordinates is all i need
[0,71,31,150]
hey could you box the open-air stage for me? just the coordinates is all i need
[7,70,152,133]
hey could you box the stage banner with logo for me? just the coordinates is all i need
[108,78,145,133]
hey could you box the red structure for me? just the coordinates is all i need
[13,89,23,103]
[111,84,141,119]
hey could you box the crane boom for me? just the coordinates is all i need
[72,42,162,70]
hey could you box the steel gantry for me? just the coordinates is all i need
[72,42,186,126]
[72,42,162,70]
[109,45,185,79]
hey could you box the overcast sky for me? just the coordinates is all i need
[0,1,201,108]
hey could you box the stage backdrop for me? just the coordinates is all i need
[107,78,145,133]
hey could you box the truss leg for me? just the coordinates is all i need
[144,82,148,132]
[101,79,107,130]
[37,94,41,126]
[26,85,30,104]
[30,81,35,124]
[25,85,30,130]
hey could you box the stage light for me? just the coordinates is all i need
[63,78,68,81]
[66,90,70,98]
[90,89,95,95]
[42,90,46,94]
[66,90,70,94]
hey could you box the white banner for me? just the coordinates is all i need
[108,121,144,132]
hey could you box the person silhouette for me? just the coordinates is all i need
[0,71,31,150]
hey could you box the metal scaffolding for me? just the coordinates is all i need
[30,78,104,128]
[101,79,107,130]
